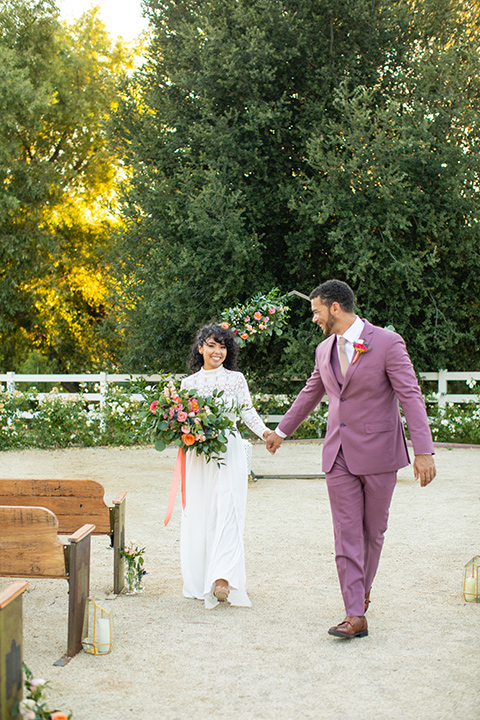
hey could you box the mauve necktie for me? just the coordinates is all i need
[338,337,349,377]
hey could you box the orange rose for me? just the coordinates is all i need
[181,433,196,446]
[221,321,230,329]
[50,713,69,720]
[240,332,248,340]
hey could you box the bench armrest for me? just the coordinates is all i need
[112,491,127,506]
[0,581,28,609]
[68,523,95,543]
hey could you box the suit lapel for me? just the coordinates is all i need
[319,335,339,389]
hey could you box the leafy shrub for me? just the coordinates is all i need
[0,383,478,450]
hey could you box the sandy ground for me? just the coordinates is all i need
[1,442,479,720]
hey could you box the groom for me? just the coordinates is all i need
[266,280,435,638]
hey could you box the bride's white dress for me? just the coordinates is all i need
[180,365,269,608]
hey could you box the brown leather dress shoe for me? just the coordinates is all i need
[328,616,368,638]
[364,589,371,613]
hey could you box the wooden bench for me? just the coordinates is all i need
[0,581,28,720]
[0,506,94,662]
[0,478,126,594]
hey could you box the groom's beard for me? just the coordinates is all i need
[323,310,338,337]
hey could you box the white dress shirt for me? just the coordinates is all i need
[337,316,365,364]
[275,316,365,439]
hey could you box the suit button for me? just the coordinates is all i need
[340,423,346,427]
[340,398,345,402]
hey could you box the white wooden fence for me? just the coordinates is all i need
[0,370,479,417]
[0,372,172,409]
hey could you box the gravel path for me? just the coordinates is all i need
[1,443,479,720]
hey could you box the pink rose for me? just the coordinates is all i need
[181,424,190,433]
[268,307,276,314]
[253,311,262,320]
[150,400,159,413]
[177,411,188,422]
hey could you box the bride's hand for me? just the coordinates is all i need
[265,431,283,454]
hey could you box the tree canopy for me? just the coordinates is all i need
[2,0,480,382]
[113,0,480,382]
[0,0,134,371]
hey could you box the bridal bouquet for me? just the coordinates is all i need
[146,380,234,464]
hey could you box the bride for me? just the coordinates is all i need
[179,323,271,608]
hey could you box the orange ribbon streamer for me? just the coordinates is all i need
[164,448,187,526]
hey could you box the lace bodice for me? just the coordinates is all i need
[180,366,268,440]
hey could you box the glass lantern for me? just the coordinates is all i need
[82,598,113,654]
[463,556,480,603]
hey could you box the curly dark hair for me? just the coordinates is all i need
[188,323,239,372]
[309,279,355,312]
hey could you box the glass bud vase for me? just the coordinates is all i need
[124,566,145,595]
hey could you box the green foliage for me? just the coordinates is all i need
[248,392,329,440]
[112,0,480,381]
[425,397,480,445]
[144,380,235,463]
[220,288,290,346]
[12,662,72,719]
[0,383,146,449]
[0,383,478,448]
[0,0,135,372]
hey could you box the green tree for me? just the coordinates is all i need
[298,1,480,372]
[0,0,134,371]
[114,0,480,381]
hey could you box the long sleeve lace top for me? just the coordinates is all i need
[180,365,269,440]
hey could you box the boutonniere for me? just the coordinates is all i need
[352,339,371,364]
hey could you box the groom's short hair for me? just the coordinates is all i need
[310,280,355,312]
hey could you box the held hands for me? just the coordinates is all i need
[265,431,284,455]
[413,454,436,487]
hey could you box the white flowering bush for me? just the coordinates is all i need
[0,381,478,448]
[424,394,480,444]
[250,393,329,439]
[0,383,147,450]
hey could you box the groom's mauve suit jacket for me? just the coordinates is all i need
[278,320,434,475]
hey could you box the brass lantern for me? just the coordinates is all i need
[82,598,113,654]
[463,556,480,603]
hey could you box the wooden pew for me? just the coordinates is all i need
[0,582,28,720]
[0,478,126,593]
[0,506,94,662]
